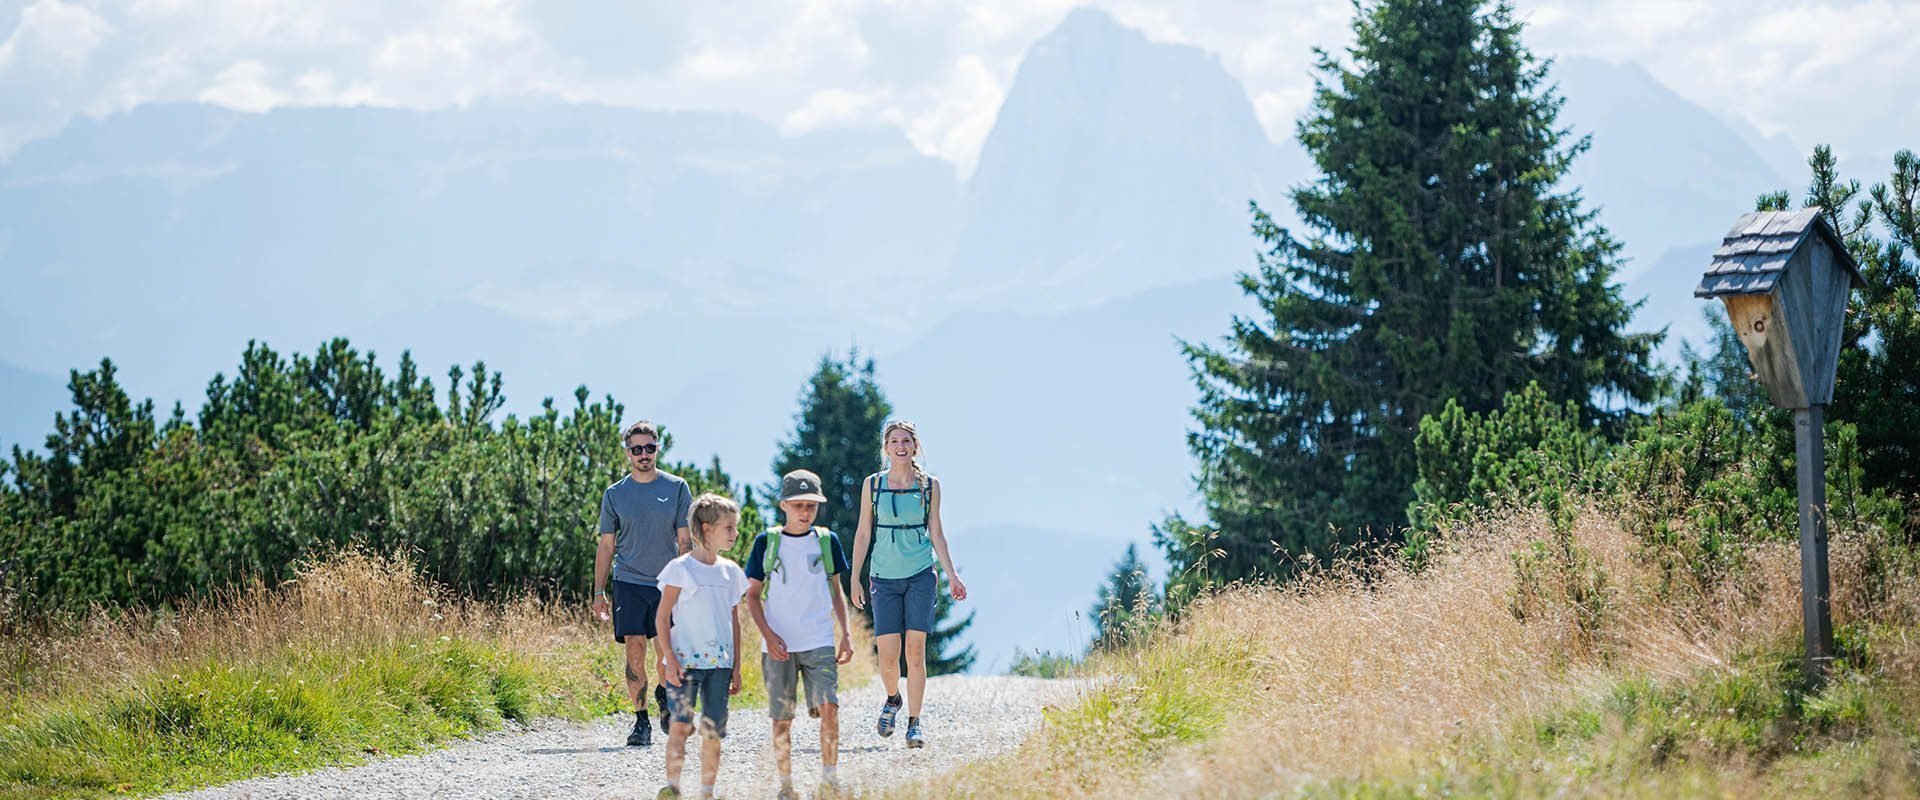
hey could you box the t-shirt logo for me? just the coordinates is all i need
[808,553,824,574]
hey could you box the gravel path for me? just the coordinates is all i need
[162,675,1078,800]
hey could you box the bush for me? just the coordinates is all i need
[0,340,764,619]
[1410,381,1605,532]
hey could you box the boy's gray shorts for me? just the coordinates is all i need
[663,667,732,738]
[763,646,838,721]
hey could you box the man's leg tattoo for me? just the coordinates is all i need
[625,660,648,712]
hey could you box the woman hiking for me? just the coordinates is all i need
[850,419,968,749]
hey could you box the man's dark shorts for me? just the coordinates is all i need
[611,580,661,643]
[869,567,937,637]
[664,668,732,738]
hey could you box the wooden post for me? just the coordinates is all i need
[1795,405,1834,683]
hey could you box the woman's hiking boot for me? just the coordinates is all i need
[876,694,903,737]
[905,717,926,749]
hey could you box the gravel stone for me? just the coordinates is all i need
[161,675,1077,799]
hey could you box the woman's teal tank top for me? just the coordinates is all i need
[869,471,937,579]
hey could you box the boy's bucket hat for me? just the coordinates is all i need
[780,470,828,503]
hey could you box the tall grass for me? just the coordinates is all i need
[0,549,875,799]
[918,502,1919,798]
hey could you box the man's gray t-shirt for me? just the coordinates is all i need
[598,471,693,586]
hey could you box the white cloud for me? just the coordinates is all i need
[783,87,879,134]
[890,54,1002,174]
[197,59,280,111]
[1526,0,1920,164]
[0,0,112,69]
[0,0,1914,176]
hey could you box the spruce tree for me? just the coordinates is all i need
[1180,0,1657,583]
[771,351,892,540]
[1090,543,1158,651]
[771,350,976,674]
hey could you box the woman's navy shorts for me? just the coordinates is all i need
[869,567,936,636]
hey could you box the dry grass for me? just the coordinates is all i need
[1,549,603,705]
[1,548,877,709]
[920,503,1920,798]
[0,548,878,799]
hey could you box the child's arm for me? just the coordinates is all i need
[830,565,853,665]
[728,605,743,695]
[746,580,789,661]
[850,478,874,610]
[655,585,684,686]
[927,477,967,601]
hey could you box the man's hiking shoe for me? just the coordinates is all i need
[627,713,653,747]
[905,717,926,749]
[877,695,902,738]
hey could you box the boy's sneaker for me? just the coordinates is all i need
[876,694,902,738]
[627,713,653,747]
[905,717,926,749]
[655,786,680,800]
[775,785,800,800]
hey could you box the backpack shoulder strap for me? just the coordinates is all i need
[761,527,783,575]
[920,473,933,522]
[816,528,838,576]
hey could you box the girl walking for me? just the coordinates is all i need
[653,493,751,799]
[850,419,968,749]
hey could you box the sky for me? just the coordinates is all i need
[2,0,1914,178]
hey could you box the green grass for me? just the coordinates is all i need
[0,636,628,800]
[1309,624,1920,798]
[1047,628,1260,764]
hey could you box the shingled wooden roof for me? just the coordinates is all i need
[1694,207,1865,297]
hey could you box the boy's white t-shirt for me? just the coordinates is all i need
[656,553,750,670]
[756,531,841,654]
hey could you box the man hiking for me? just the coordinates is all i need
[592,420,694,747]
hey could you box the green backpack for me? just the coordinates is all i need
[758,526,839,600]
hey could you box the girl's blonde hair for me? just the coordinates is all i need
[880,419,929,484]
[688,492,739,550]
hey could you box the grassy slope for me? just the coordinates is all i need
[1317,625,1920,798]
[0,552,870,799]
[909,507,1920,799]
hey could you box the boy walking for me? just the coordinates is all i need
[591,420,694,747]
[745,470,855,800]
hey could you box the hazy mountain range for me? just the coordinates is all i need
[0,8,1807,667]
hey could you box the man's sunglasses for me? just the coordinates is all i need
[626,443,660,456]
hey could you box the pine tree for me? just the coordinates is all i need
[1682,310,1769,420]
[1745,146,1920,498]
[1179,0,1658,584]
[926,571,977,674]
[0,339,766,616]
[771,350,976,674]
[1090,543,1158,651]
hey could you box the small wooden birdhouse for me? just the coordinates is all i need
[1694,207,1866,409]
